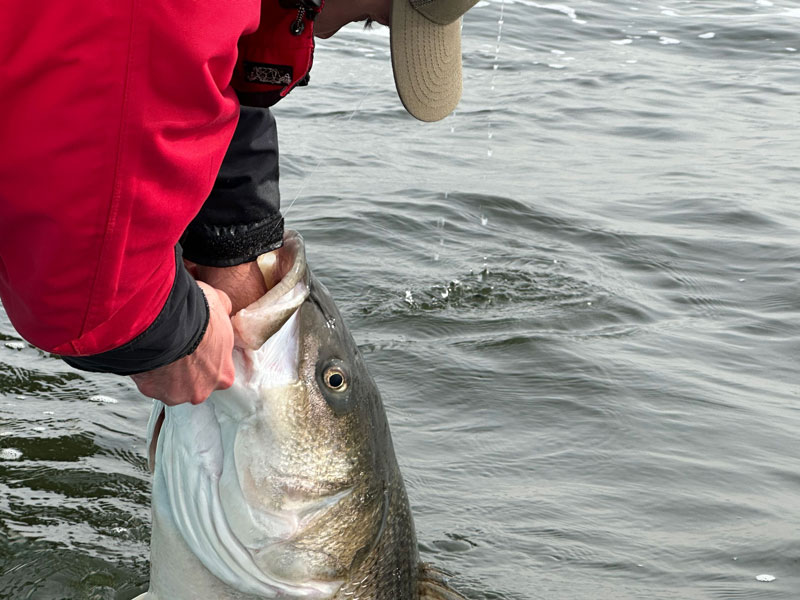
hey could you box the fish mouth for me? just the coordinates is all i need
[232,231,310,351]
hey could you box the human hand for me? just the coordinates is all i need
[184,258,271,315]
[130,281,235,405]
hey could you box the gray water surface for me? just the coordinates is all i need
[2,1,799,598]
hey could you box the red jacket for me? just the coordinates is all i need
[0,0,262,357]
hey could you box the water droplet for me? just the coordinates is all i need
[480,215,489,226]
[404,290,414,305]
[487,149,493,157]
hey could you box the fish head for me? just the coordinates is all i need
[183,231,399,596]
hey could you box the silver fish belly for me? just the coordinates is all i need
[136,231,465,600]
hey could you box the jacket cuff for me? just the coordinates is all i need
[181,214,284,267]
[62,247,209,376]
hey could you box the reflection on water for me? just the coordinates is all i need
[3,0,800,598]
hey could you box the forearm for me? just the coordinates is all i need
[181,106,284,268]
[65,106,285,371]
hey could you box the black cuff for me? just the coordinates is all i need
[181,214,284,267]
[181,105,284,267]
[62,247,209,376]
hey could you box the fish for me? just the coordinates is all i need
[134,231,466,600]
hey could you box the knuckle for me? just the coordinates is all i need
[220,372,235,390]
[191,388,210,405]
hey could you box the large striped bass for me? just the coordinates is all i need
[134,231,465,600]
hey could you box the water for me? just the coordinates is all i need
[2,1,799,598]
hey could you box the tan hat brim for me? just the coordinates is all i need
[390,0,463,122]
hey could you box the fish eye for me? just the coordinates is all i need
[324,367,347,391]
[316,359,353,415]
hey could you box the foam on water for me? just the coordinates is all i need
[0,448,23,460]
[88,395,119,404]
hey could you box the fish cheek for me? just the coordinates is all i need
[261,485,387,581]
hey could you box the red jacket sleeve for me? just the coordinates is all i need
[0,0,260,356]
